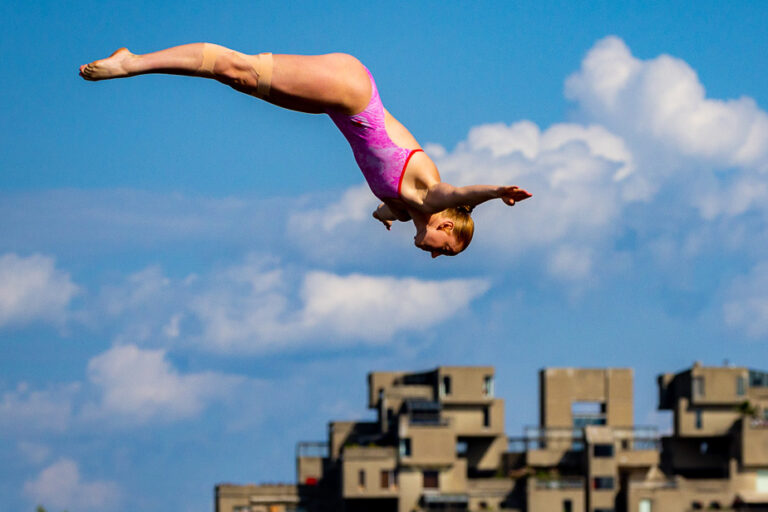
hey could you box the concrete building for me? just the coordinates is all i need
[215,363,768,512]
[626,363,768,511]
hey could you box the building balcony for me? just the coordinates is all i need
[532,476,585,490]
[296,441,329,459]
[342,445,397,461]
[742,417,768,467]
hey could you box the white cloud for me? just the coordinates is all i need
[723,262,768,338]
[289,184,376,232]
[24,458,120,512]
[299,272,491,340]
[1,344,251,432]
[85,344,244,423]
[0,253,78,328]
[547,246,594,281]
[188,259,491,352]
[565,36,768,173]
[0,382,78,433]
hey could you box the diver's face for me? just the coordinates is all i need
[414,220,461,258]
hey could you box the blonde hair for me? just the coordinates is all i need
[441,205,474,252]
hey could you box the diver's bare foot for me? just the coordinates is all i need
[79,48,136,81]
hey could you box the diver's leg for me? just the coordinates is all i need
[80,45,371,114]
[79,44,221,81]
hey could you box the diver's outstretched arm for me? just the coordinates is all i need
[423,183,532,211]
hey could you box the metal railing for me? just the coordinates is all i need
[508,425,660,452]
[296,441,328,458]
[409,413,451,426]
[535,477,584,490]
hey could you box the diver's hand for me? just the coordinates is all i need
[372,209,393,230]
[500,186,532,206]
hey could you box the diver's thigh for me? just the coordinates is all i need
[268,53,371,114]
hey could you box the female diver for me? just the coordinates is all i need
[80,44,531,258]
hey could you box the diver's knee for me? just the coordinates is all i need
[216,51,273,98]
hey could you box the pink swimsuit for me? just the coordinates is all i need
[327,67,423,201]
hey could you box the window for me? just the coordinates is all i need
[358,469,366,489]
[380,469,391,489]
[699,441,708,454]
[693,376,705,398]
[594,509,615,512]
[737,376,746,396]
[639,498,652,512]
[695,409,703,430]
[593,476,614,490]
[440,375,452,397]
[593,444,614,457]
[399,438,411,457]
[572,401,606,428]
[764,409,768,421]
[423,470,439,489]
[563,499,572,512]
[483,375,494,397]
[456,440,468,456]
[757,470,768,492]
[750,370,768,387]
[483,406,490,427]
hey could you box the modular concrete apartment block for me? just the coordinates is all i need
[215,363,768,512]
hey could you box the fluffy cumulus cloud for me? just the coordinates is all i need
[299,272,490,339]
[187,258,490,352]
[0,253,78,328]
[0,382,79,433]
[24,458,120,511]
[0,344,250,432]
[565,36,768,173]
[84,254,490,353]
[85,344,245,423]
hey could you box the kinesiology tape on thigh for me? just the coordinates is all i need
[196,45,273,98]
[197,43,219,75]
[251,52,273,99]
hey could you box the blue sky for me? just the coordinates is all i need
[2,1,768,511]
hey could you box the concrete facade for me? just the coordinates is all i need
[215,363,768,512]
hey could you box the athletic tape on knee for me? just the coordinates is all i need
[198,43,218,75]
[254,52,273,98]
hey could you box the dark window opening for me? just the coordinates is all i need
[483,406,490,427]
[593,476,614,490]
[593,444,614,457]
[380,470,390,489]
[441,375,452,396]
[563,499,572,512]
[399,438,411,457]
[423,470,439,489]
